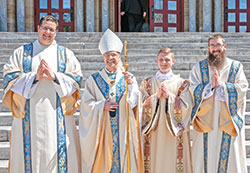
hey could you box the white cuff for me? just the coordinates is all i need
[53,72,76,97]
[215,82,225,101]
[11,72,37,99]
[127,83,139,109]
[204,82,214,99]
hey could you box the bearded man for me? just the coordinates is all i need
[189,34,248,173]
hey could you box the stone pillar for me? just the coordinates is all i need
[189,0,196,32]
[109,0,115,31]
[203,0,211,31]
[76,0,84,32]
[86,0,94,32]
[102,0,109,31]
[25,0,34,31]
[94,0,100,31]
[0,0,7,31]
[16,0,25,31]
[8,0,16,31]
[214,0,222,32]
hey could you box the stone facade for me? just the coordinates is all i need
[0,0,229,32]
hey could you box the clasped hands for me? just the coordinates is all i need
[36,59,55,81]
[212,68,219,89]
[157,84,169,99]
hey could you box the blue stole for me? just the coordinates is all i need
[3,43,82,173]
[92,71,126,173]
[192,59,240,173]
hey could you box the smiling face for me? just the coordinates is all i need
[157,52,175,74]
[208,38,226,57]
[208,37,227,68]
[37,20,57,46]
[103,51,121,72]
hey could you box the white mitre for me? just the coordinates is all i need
[99,29,123,55]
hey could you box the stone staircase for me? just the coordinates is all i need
[0,32,249,172]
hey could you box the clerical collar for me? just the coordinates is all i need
[105,68,117,76]
[155,70,174,80]
[35,40,57,47]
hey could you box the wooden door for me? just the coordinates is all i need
[149,0,184,32]
[34,0,74,32]
[224,0,250,32]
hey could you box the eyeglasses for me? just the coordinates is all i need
[40,26,57,33]
[104,53,120,58]
[209,44,224,49]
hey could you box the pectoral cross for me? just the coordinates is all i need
[110,92,115,97]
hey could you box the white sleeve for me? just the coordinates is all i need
[215,82,225,101]
[10,72,38,99]
[127,83,139,109]
[53,72,76,97]
[203,81,225,101]
[204,82,214,99]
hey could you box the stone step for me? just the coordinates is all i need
[1,31,250,37]
[1,48,250,56]
[0,126,11,142]
[0,142,9,160]
[0,160,8,173]
[1,42,250,50]
[1,32,250,42]
[0,54,249,64]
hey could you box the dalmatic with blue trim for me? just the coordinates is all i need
[190,58,248,173]
[3,40,82,173]
[79,68,142,173]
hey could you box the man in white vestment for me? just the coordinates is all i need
[2,15,82,172]
[189,34,248,173]
[140,47,193,172]
[79,29,144,173]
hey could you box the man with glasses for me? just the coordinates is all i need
[189,34,248,173]
[79,29,143,172]
[3,15,82,172]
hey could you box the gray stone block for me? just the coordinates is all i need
[0,130,8,142]
[0,143,9,160]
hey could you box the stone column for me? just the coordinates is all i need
[109,0,115,31]
[86,0,94,32]
[95,0,100,31]
[214,0,222,32]
[8,0,16,31]
[189,0,196,32]
[102,0,109,31]
[16,0,25,31]
[203,0,211,31]
[0,0,7,31]
[25,0,34,31]
[76,0,84,32]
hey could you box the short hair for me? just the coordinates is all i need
[208,34,225,44]
[157,47,174,59]
[39,15,59,31]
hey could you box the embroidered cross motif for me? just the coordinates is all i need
[110,92,115,97]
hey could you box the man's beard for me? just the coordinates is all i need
[207,50,226,69]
